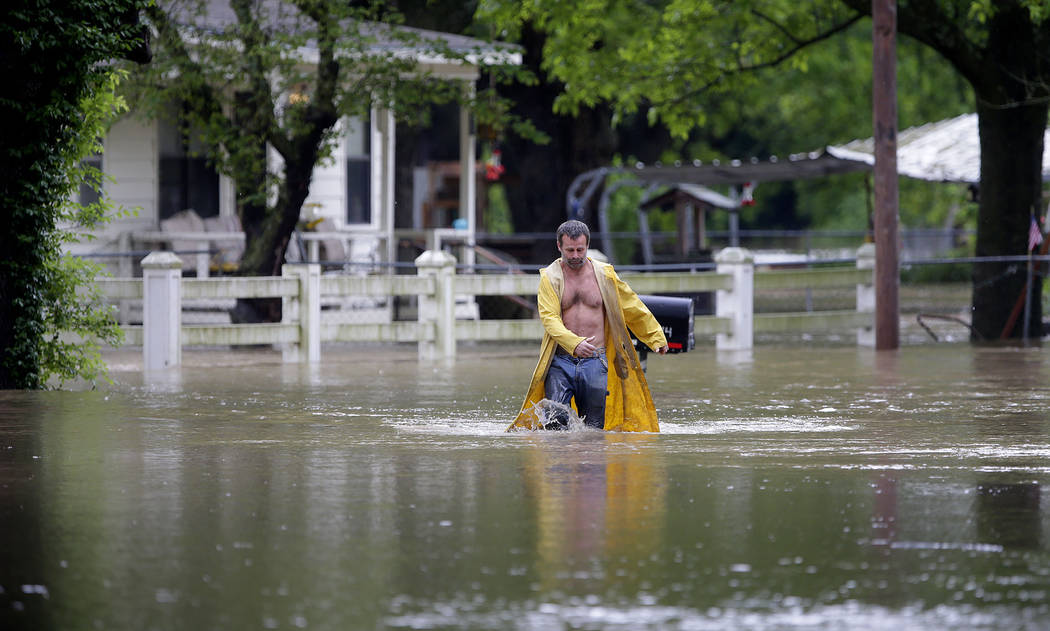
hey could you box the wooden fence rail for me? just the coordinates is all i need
[111,245,875,369]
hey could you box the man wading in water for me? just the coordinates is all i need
[508,220,668,432]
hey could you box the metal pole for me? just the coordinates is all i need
[1024,228,1033,342]
[872,0,900,350]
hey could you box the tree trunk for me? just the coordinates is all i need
[231,127,329,323]
[971,98,1047,340]
[229,91,282,324]
[230,160,317,323]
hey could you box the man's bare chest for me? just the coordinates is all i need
[561,273,603,310]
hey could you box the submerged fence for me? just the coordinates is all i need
[98,245,888,369]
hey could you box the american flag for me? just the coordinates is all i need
[1030,215,1044,252]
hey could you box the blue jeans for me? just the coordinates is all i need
[544,348,609,429]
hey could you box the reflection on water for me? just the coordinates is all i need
[1,344,1050,630]
[525,433,667,595]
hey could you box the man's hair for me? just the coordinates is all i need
[556,220,590,245]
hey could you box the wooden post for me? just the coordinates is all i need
[675,192,689,257]
[141,251,182,371]
[856,243,876,347]
[696,206,707,251]
[715,247,754,351]
[416,250,457,360]
[873,0,900,349]
[281,263,321,363]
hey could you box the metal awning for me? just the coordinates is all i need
[829,113,1050,184]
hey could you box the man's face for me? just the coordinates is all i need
[558,234,588,269]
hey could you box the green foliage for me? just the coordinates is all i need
[484,183,514,234]
[901,246,974,284]
[478,1,973,235]
[130,0,540,278]
[969,0,1050,25]
[480,0,860,138]
[0,0,147,389]
[605,177,646,264]
[40,73,130,388]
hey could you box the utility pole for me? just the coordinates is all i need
[872,0,900,350]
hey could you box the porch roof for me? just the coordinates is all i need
[162,0,522,79]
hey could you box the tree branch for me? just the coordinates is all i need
[654,13,863,112]
[837,0,985,88]
[230,0,285,156]
[738,12,863,74]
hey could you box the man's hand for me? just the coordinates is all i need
[655,345,669,355]
[574,336,599,358]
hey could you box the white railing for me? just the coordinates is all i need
[107,245,875,369]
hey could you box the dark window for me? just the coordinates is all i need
[158,112,219,220]
[347,158,371,224]
[346,115,371,225]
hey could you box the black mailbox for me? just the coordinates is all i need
[634,294,695,353]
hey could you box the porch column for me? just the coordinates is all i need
[459,83,477,268]
[373,106,396,268]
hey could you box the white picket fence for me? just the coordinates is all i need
[98,245,876,370]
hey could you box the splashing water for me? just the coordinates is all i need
[525,398,591,431]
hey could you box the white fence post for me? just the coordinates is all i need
[856,242,876,347]
[141,251,182,370]
[415,250,457,360]
[715,247,754,350]
[282,263,321,362]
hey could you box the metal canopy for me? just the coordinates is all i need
[831,113,1050,184]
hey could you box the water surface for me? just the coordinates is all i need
[2,343,1049,630]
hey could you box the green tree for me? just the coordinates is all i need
[480,0,1050,340]
[40,73,133,388]
[134,0,526,321]
[0,0,150,389]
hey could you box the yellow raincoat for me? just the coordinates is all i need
[508,258,667,432]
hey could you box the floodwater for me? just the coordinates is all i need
[2,343,1050,630]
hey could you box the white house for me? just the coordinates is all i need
[74,2,521,279]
